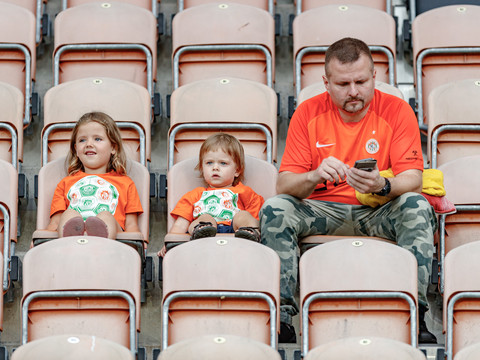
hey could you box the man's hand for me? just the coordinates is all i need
[346,165,386,194]
[310,156,350,185]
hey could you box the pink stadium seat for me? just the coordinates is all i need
[53,2,158,102]
[42,77,152,166]
[21,236,141,357]
[161,237,280,348]
[454,342,480,360]
[300,238,418,356]
[61,0,159,13]
[0,81,24,169]
[11,334,134,360]
[427,79,480,169]
[172,3,275,89]
[444,240,480,360]
[0,2,37,127]
[178,0,274,14]
[292,4,396,99]
[168,77,277,168]
[412,4,480,130]
[157,334,281,359]
[295,0,391,15]
[2,0,48,45]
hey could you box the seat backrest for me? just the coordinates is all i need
[171,2,275,89]
[166,155,277,232]
[157,334,281,360]
[62,0,159,13]
[162,237,280,347]
[22,236,141,348]
[0,81,24,167]
[53,2,157,89]
[444,240,480,358]
[427,79,480,168]
[297,0,390,15]
[412,5,480,128]
[168,77,277,168]
[36,157,150,241]
[11,334,134,360]
[42,77,151,165]
[297,80,403,106]
[455,342,480,360]
[300,238,418,351]
[411,0,480,18]
[292,4,396,97]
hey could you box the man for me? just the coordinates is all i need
[260,37,437,344]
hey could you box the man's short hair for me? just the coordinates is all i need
[325,37,374,76]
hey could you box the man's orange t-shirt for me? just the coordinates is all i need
[280,89,423,204]
[50,171,143,230]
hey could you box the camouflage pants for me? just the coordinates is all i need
[259,192,437,324]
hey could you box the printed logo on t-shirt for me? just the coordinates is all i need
[67,175,119,220]
[193,189,240,223]
[365,138,379,154]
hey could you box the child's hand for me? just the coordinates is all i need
[158,245,167,258]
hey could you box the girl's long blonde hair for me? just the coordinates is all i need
[67,112,127,175]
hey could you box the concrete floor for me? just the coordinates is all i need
[1,0,446,359]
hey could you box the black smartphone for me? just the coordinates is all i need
[354,158,377,172]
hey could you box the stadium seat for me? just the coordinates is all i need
[295,0,391,16]
[444,240,480,360]
[412,4,480,130]
[178,0,274,15]
[42,77,152,166]
[168,77,277,169]
[0,1,37,127]
[427,79,480,169]
[161,237,280,349]
[31,156,150,258]
[53,2,158,105]
[0,159,19,292]
[11,334,134,360]
[171,3,275,89]
[454,342,480,360]
[292,4,396,99]
[164,155,277,247]
[157,334,281,359]
[435,155,480,294]
[21,236,141,358]
[0,81,24,169]
[61,0,160,14]
[303,336,426,359]
[300,238,418,356]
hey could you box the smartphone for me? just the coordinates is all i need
[354,158,377,172]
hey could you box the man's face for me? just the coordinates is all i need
[323,54,376,118]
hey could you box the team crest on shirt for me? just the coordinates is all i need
[365,138,379,154]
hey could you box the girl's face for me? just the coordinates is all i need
[74,121,116,174]
[202,149,239,188]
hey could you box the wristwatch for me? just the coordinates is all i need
[374,177,391,196]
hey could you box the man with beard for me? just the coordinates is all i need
[260,37,438,344]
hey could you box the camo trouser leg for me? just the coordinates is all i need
[259,192,437,324]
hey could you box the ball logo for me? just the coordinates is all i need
[365,138,379,154]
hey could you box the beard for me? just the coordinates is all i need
[342,97,365,113]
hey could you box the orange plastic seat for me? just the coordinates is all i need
[0,81,24,169]
[42,77,152,166]
[295,0,391,15]
[444,241,480,360]
[53,2,158,101]
[32,157,150,253]
[158,334,282,359]
[11,334,134,360]
[161,237,280,349]
[436,155,480,294]
[21,236,141,357]
[304,336,426,360]
[164,155,277,246]
[300,238,418,356]
[412,5,480,130]
[172,3,275,89]
[0,159,19,292]
[168,77,277,168]
[427,79,480,169]
[0,2,36,127]
[292,4,396,99]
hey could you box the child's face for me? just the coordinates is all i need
[202,149,239,188]
[74,121,116,174]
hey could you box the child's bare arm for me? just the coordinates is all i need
[170,217,190,234]
[124,213,141,233]
[46,212,63,231]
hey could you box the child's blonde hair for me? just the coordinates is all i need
[196,133,245,186]
[67,112,127,175]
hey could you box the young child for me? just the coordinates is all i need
[170,133,264,242]
[47,111,143,239]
